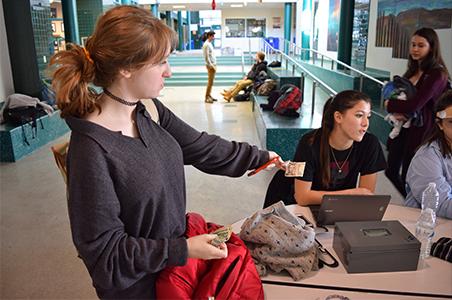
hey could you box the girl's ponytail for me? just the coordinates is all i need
[49,43,98,118]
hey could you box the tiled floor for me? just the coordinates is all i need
[0,83,403,298]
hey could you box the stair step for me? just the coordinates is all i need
[165,80,237,86]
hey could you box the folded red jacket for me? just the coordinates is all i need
[156,213,264,300]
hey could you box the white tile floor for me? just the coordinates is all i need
[0,84,403,298]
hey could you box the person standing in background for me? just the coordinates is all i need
[385,27,449,197]
[202,31,217,103]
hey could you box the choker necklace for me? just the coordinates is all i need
[103,89,139,106]
[330,144,353,174]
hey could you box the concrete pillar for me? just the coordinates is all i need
[165,11,173,28]
[177,11,183,51]
[337,0,354,68]
[284,3,292,54]
[301,0,312,60]
[3,0,42,97]
[61,0,80,44]
[186,11,192,50]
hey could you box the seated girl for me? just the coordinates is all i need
[294,90,387,206]
[405,90,452,219]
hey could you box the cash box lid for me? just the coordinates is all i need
[334,220,420,253]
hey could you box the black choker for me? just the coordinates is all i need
[103,89,139,106]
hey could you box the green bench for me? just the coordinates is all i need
[251,67,320,160]
[0,110,69,162]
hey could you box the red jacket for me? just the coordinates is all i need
[156,213,264,300]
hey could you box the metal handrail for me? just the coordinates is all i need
[239,48,245,75]
[281,39,386,108]
[262,39,337,116]
[282,39,385,87]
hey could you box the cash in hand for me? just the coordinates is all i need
[210,225,232,247]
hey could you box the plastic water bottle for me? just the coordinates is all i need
[415,182,439,260]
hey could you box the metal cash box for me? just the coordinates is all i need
[333,220,421,273]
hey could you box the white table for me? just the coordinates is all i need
[232,204,452,299]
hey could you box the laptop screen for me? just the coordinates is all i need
[311,195,391,226]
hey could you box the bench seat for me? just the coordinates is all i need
[0,110,69,162]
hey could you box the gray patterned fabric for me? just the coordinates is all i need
[240,201,318,280]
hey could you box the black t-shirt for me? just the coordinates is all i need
[294,130,387,191]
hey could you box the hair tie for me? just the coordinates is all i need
[82,47,94,64]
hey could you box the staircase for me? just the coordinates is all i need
[166,54,253,86]
[165,72,246,86]
[168,55,254,66]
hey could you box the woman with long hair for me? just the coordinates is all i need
[293,90,387,205]
[49,6,281,298]
[385,28,449,197]
[405,91,452,219]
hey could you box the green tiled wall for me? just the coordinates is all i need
[77,0,103,42]
[30,1,52,79]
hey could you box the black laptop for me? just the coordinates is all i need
[309,195,391,226]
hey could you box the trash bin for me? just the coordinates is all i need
[265,37,279,50]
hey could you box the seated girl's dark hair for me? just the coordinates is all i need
[423,90,452,158]
[318,90,371,188]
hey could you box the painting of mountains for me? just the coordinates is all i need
[376,0,452,58]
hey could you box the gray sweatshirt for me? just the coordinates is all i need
[65,99,268,299]
[202,40,216,67]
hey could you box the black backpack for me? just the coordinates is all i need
[3,105,46,145]
[268,60,282,68]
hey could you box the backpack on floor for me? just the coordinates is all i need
[273,84,302,118]
[234,85,252,102]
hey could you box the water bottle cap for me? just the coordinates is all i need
[428,182,437,188]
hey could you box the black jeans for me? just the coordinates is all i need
[384,128,414,197]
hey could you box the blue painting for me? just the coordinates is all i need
[327,0,340,51]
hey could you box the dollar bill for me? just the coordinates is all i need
[210,225,232,247]
[285,161,306,177]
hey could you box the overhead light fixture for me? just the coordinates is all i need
[172,5,185,9]
[231,4,243,7]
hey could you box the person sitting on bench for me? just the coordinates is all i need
[221,51,267,102]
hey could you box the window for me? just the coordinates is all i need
[246,18,266,37]
[50,7,57,18]
[225,18,245,37]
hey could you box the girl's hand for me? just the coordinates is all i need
[268,151,286,170]
[187,234,228,260]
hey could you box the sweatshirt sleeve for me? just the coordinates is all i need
[405,145,452,219]
[66,134,187,291]
[387,69,447,114]
[154,99,269,176]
